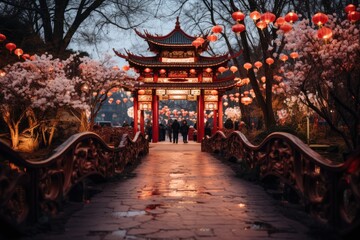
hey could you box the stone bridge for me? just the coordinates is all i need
[0,131,359,239]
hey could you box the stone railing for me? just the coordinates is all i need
[202,130,360,235]
[0,131,148,232]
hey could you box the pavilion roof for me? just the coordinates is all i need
[114,49,242,68]
[134,17,209,50]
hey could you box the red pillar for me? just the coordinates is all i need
[140,110,145,134]
[197,91,204,142]
[212,110,218,135]
[152,90,159,143]
[133,93,138,134]
[218,96,223,130]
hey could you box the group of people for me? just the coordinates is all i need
[145,119,190,144]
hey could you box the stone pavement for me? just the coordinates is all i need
[27,141,323,240]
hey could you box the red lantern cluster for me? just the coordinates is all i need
[280,23,292,33]
[345,4,360,23]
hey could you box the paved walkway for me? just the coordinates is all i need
[29,141,319,240]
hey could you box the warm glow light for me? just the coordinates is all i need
[122,65,130,71]
[265,57,274,65]
[261,12,276,24]
[312,12,328,26]
[280,54,288,62]
[345,4,356,13]
[218,66,226,73]
[256,21,267,30]
[317,27,333,40]
[254,61,263,69]
[22,53,30,60]
[144,68,151,73]
[205,68,212,73]
[14,48,23,57]
[348,11,360,22]
[250,11,261,21]
[290,52,299,59]
[230,66,238,73]
[0,69,6,77]
[159,69,166,74]
[285,12,298,23]
[243,62,252,71]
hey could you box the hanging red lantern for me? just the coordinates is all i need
[14,48,23,57]
[123,98,128,103]
[207,34,218,42]
[261,12,276,24]
[279,54,288,62]
[5,42,16,52]
[243,62,252,71]
[138,89,145,95]
[192,39,202,48]
[232,11,245,22]
[250,11,261,21]
[285,12,298,23]
[159,69,166,74]
[218,66,226,73]
[190,69,196,74]
[196,37,205,45]
[345,4,356,13]
[205,68,212,73]
[122,65,130,71]
[144,68,151,73]
[266,57,274,65]
[290,52,299,59]
[317,27,333,40]
[116,99,121,104]
[22,53,30,60]
[348,11,360,22]
[212,25,223,33]
[232,23,246,34]
[254,61,263,69]
[230,66,238,73]
[280,23,292,33]
[256,21,267,30]
[0,33,6,42]
[275,17,286,26]
[312,13,328,26]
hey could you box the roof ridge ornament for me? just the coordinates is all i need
[175,16,180,29]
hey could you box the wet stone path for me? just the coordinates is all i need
[30,142,318,240]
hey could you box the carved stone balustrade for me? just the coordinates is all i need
[0,131,148,232]
[202,130,360,235]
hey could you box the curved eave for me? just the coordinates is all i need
[127,58,229,68]
[136,77,236,90]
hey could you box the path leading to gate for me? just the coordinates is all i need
[30,141,321,240]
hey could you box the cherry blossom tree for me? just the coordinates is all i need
[73,55,139,130]
[0,54,86,150]
[282,14,360,151]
